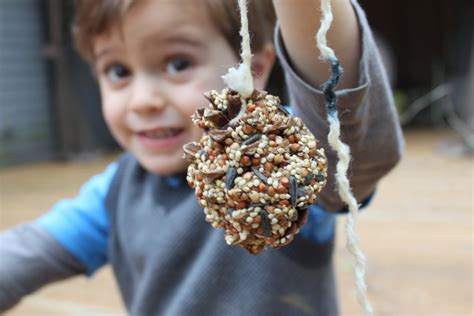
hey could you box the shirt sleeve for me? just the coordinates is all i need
[0,222,86,312]
[37,162,118,275]
[274,0,404,212]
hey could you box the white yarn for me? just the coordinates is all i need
[318,1,373,315]
[222,0,254,98]
[327,115,373,316]
[316,0,336,60]
[222,64,254,98]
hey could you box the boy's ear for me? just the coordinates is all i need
[252,43,276,90]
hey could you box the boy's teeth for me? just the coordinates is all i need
[143,128,181,138]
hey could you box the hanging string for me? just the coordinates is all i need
[317,0,373,315]
[238,0,252,71]
[222,0,254,98]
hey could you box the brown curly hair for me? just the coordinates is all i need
[73,0,276,63]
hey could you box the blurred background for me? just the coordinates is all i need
[0,0,472,315]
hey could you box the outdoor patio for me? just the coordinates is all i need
[0,128,472,316]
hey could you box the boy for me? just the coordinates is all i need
[0,0,403,315]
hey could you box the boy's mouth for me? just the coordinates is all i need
[139,128,184,139]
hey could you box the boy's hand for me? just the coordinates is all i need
[273,0,360,89]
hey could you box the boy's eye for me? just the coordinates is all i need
[165,57,192,75]
[105,64,131,82]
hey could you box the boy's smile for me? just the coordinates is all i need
[92,0,239,175]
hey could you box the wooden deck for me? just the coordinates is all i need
[1,128,472,316]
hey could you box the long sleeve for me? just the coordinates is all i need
[0,222,85,312]
[0,161,118,312]
[37,162,118,275]
[275,0,404,211]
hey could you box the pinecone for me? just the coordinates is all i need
[184,88,327,254]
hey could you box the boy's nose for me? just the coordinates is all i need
[128,76,167,114]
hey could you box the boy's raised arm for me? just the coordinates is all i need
[272,0,360,89]
[272,0,404,211]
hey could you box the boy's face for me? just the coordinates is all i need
[93,0,238,175]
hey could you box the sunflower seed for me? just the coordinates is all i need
[242,133,262,146]
[225,167,237,190]
[277,104,290,116]
[259,210,271,237]
[289,176,298,207]
[249,203,266,209]
[251,166,268,182]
